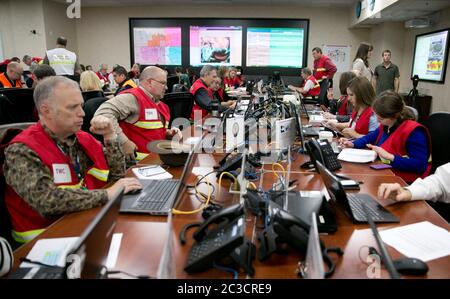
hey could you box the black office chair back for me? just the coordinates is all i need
[82,97,108,142]
[82,90,105,102]
[426,112,450,174]
[172,83,188,93]
[0,122,35,248]
[0,88,37,124]
[161,92,194,127]
[166,75,180,94]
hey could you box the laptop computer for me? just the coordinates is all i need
[10,187,124,279]
[120,138,201,215]
[315,160,399,223]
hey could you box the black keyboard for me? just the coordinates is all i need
[9,267,65,279]
[184,217,245,273]
[346,193,399,223]
[131,180,179,211]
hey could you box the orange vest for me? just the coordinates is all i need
[0,72,22,88]
[119,87,170,156]
[375,120,432,183]
[304,75,321,97]
[5,123,109,243]
[313,55,329,82]
[190,79,213,120]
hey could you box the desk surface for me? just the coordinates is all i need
[12,149,450,279]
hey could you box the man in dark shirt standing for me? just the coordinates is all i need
[373,50,400,95]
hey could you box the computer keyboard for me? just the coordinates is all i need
[131,180,179,211]
[347,193,385,222]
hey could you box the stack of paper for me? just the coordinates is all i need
[337,148,377,163]
[379,221,450,262]
[132,165,173,180]
[308,114,324,125]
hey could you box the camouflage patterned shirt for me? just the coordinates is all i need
[3,125,125,218]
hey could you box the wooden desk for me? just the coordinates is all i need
[12,150,450,279]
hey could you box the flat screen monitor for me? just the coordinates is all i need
[133,27,182,65]
[189,26,242,66]
[246,27,305,68]
[411,28,450,83]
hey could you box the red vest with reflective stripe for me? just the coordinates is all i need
[375,120,432,182]
[4,123,109,234]
[190,79,213,119]
[304,75,321,97]
[313,55,329,82]
[0,72,22,88]
[350,107,373,135]
[119,87,170,153]
[337,95,349,116]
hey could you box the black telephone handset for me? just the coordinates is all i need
[193,204,244,242]
[305,138,341,171]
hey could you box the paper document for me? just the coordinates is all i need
[132,165,173,180]
[379,221,450,262]
[105,233,123,269]
[337,148,377,163]
[308,114,324,124]
[20,237,79,268]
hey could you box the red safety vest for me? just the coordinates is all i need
[313,55,330,82]
[119,87,170,156]
[190,79,213,120]
[96,71,110,84]
[375,120,432,183]
[304,75,321,97]
[337,95,349,116]
[223,76,241,89]
[216,88,225,102]
[4,123,109,243]
[0,72,22,88]
[349,107,373,135]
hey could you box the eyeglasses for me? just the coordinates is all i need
[150,78,167,87]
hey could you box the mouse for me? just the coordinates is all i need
[393,257,429,276]
[127,188,142,195]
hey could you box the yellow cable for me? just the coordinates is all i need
[218,171,238,197]
[271,163,286,179]
[172,175,212,215]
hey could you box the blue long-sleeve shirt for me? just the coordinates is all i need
[352,125,429,174]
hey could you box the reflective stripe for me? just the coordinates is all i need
[12,229,45,243]
[87,168,109,182]
[133,121,164,129]
[57,181,84,189]
[316,68,327,71]
[136,152,149,161]
[49,60,76,65]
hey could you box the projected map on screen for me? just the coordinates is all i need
[412,29,449,82]
[246,27,304,68]
[133,27,181,65]
[190,26,242,66]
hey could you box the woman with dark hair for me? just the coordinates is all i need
[340,90,431,183]
[323,71,356,122]
[324,76,378,138]
[352,42,374,82]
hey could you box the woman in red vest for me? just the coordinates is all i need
[340,91,431,183]
[223,67,242,90]
[323,71,356,123]
[324,76,378,138]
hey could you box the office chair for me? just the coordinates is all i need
[161,92,194,127]
[82,90,105,102]
[405,106,419,121]
[82,97,108,142]
[0,88,37,124]
[426,112,450,174]
[0,122,35,250]
[172,83,188,93]
[166,75,180,94]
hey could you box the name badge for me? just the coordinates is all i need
[145,109,158,120]
[52,164,72,184]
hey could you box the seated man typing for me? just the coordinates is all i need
[3,76,142,244]
[288,68,320,99]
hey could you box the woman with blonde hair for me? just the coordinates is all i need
[80,70,103,92]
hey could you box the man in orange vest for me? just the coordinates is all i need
[0,62,23,88]
[312,47,337,87]
[3,76,142,243]
[92,66,180,161]
[288,68,321,98]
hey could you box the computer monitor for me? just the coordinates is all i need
[69,187,124,279]
[289,101,306,153]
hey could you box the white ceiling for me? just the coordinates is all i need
[53,0,354,7]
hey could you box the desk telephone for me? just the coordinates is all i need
[302,138,341,171]
[184,204,255,275]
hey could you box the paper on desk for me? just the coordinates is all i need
[20,237,79,268]
[308,114,324,124]
[105,233,123,269]
[379,221,450,262]
[132,165,173,180]
[337,148,377,163]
